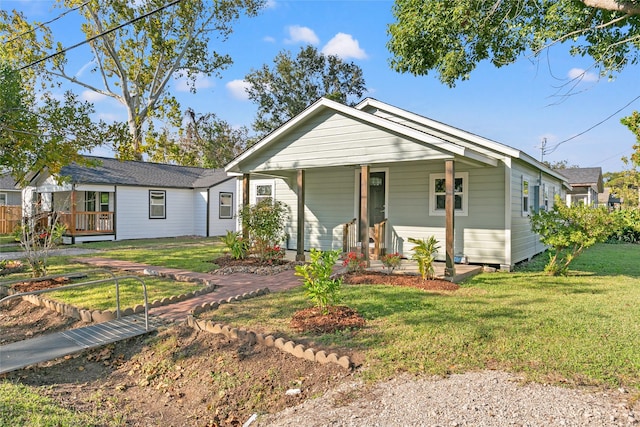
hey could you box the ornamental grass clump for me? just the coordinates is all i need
[408,236,439,280]
[295,249,342,314]
[222,230,249,260]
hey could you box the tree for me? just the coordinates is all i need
[245,45,367,136]
[1,0,264,160]
[387,0,640,87]
[544,160,581,170]
[148,110,251,167]
[0,62,104,184]
[621,110,640,167]
[530,195,612,275]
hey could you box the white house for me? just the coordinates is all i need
[25,156,237,243]
[227,97,570,274]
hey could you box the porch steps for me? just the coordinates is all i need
[0,314,162,375]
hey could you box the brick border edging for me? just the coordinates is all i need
[7,283,217,324]
[185,291,353,371]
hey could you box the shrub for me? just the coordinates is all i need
[263,244,285,264]
[295,249,342,314]
[530,195,612,275]
[408,236,439,280]
[606,209,640,244]
[238,199,289,262]
[222,230,249,260]
[342,251,366,273]
[14,212,66,277]
[380,252,402,274]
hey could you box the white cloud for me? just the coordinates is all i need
[81,90,108,103]
[97,112,120,122]
[174,72,214,92]
[321,33,367,60]
[285,25,319,45]
[567,68,598,83]
[226,79,251,101]
[265,0,277,8]
[263,35,276,43]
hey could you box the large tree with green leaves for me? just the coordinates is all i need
[1,0,264,160]
[0,61,104,184]
[147,109,251,168]
[387,0,640,87]
[245,45,367,136]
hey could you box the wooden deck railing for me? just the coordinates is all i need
[372,218,388,259]
[0,206,21,234]
[342,218,357,253]
[58,211,114,235]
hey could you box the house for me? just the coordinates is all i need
[24,156,237,243]
[598,187,621,211]
[0,172,22,234]
[556,167,603,207]
[226,97,569,274]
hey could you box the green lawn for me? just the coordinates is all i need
[201,243,640,390]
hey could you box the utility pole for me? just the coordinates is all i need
[540,137,547,163]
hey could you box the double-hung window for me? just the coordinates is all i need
[219,192,233,219]
[149,190,166,219]
[429,172,468,216]
[522,177,530,216]
[255,184,273,204]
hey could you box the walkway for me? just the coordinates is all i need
[0,314,163,374]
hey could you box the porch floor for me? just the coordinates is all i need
[283,251,482,284]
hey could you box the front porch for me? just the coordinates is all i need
[58,211,115,243]
[282,250,482,284]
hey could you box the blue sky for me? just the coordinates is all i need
[5,0,640,173]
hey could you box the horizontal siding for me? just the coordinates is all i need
[241,111,450,172]
[209,180,238,237]
[115,187,195,240]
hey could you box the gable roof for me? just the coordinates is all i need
[57,156,232,189]
[556,167,603,192]
[0,173,18,190]
[225,97,567,184]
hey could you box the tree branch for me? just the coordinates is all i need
[581,0,640,15]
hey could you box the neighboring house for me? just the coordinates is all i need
[25,156,237,243]
[0,172,22,234]
[227,97,569,273]
[0,172,22,207]
[557,167,604,207]
[598,187,621,211]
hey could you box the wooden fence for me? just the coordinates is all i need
[0,206,21,234]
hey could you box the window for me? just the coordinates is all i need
[522,177,529,216]
[543,184,549,210]
[85,191,96,211]
[100,192,110,212]
[429,172,468,216]
[219,192,233,219]
[255,184,273,204]
[0,193,6,205]
[149,190,166,219]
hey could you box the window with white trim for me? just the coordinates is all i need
[0,193,6,205]
[255,184,273,204]
[522,177,530,216]
[149,190,166,219]
[219,192,233,219]
[543,184,549,210]
[429,172,468,216]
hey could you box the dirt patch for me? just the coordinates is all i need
[290,305,366,334]
[1,320,350,426]
[342,270,460,292]
[9,276,70,293]
[212,255,298,275]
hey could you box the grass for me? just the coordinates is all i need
[200,243,640,390]
[0,235,16,245]
[79,236,228,273]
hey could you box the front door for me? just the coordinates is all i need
[358,171,386,226]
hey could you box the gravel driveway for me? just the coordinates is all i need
[258,371,638,426]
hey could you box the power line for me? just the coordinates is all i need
[545,94,640,155]
[18,0,183,71]
[3,1,91,45]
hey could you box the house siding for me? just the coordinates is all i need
[208,179,237,237]
[116,187,195,240]
[238,110,451,172]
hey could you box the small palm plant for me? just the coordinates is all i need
[407,236,440,280]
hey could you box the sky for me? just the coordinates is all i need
[3,0,640,173]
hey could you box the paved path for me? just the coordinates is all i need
[75,257,302,322]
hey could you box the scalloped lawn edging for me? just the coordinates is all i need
[186,290,353,370]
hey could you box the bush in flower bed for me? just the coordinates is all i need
[380,252,402,274]
[342,251,366,273]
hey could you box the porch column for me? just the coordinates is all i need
[360,165,370,266]
[242,174,250,240]
[70,188,77,237]
[296,169,305,261]
[445,159,456,278]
